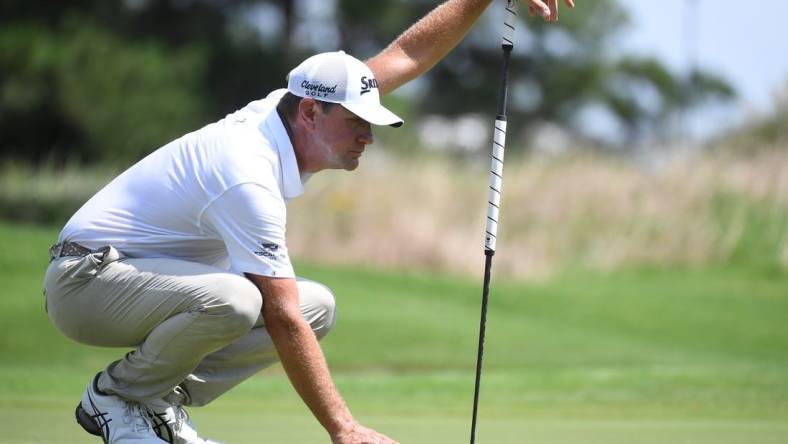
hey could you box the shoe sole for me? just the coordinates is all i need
[75,403,103,437]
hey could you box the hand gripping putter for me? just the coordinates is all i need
[470,1,516,443]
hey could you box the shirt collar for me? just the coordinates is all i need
[260,89,304,200]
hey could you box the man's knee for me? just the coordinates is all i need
[203,275,262,339]
[297,279,337,340]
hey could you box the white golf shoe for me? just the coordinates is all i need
[144,398,222,444]
[76,373,167,443]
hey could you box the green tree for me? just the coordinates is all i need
[400,0,734,145]
[0,0,293,165]
[0,0,736,165]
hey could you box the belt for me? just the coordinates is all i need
[49,242,94,262]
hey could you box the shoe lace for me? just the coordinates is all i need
[122,401,155,433]
[146,400,212,443]
[173,404,193,434]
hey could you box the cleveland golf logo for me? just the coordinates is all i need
[360,76,378,95]
[301,80,337,98]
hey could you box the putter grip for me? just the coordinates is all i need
[485,118,506,252]
[502,0,517,48]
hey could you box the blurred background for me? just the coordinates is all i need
[1,0,786,276]
[1,1,787,443]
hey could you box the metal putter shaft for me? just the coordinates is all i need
[470,1,516,443]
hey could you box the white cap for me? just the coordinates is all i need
[287,51,404,128]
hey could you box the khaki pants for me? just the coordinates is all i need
[44,246,336,406]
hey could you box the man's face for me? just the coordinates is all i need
[311,103,374,171]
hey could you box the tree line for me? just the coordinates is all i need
[0,0,734,165]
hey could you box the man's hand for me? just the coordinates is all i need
[332,422,399,444]
[526,0,575,22]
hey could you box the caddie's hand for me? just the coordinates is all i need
[525,0,576,22]
[331,422,399,444]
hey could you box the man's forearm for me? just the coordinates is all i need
[367,0,493,95]
[367,0,575,95]
[265,311,353,435]
[250,275,353,437]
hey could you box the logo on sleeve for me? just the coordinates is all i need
[360,76,378,95]
[253,242,282,261]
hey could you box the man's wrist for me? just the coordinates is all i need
[327,414,357,438]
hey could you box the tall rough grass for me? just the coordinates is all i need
[0,162,117,226]
[286,149,788,278]
[2,148,786,278]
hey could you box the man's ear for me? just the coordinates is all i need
[297,98,319,129]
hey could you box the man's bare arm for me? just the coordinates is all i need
[247,274,397,444]
[367,0,576,96]
[367,0,492,96]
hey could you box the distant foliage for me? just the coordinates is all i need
[719,78,788,152]
[0,0,295,165]
[0,0,735,165]
[0,19,206,164]
[0,162,117,225]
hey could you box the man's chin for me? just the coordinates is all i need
[343,160,360,171]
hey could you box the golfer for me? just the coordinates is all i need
[44,1,574,443]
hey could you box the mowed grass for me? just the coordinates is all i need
[1,222,787,443]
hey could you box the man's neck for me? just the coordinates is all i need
[276,106,309,176]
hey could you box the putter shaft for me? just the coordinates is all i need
[470,2,516,443]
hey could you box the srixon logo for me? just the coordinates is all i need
[254,242,281,261]
[360,76,378,95]
[301,80,337,98]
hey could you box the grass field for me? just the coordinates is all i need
[1,222,787,443]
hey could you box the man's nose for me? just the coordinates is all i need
[357,124,374,145]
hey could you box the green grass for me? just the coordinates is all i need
[1,222,787,443]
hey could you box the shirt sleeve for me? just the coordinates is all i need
[201,182,294,278]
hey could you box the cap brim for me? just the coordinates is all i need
[342,102,404,128]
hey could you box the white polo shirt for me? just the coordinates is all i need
[59,89,301,278]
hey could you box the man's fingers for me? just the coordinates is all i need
[526,0,561,22]
[548,0,559,21]
[525,0,551,18]
[526,0,576,22]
